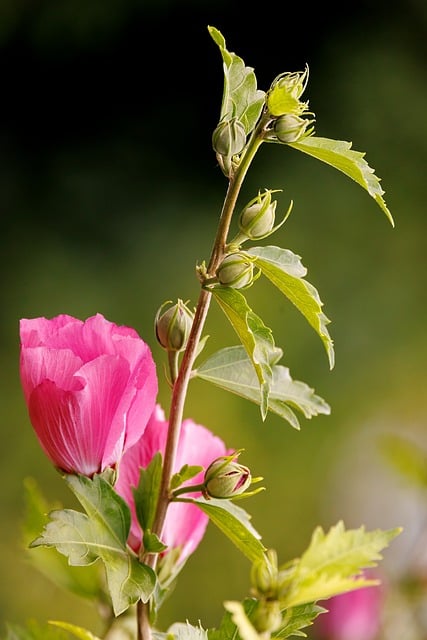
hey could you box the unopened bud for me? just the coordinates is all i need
[252,600,282,633]
[155,299,194,352]
[274,114,312,143]
[251,549,279,597]
[239,190,278,240]
[204,452,252,499]
[212,118,247,157]
[216,252,256,289]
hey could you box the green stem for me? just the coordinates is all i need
[137,120,266,640]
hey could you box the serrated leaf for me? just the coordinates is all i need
[184,496,266,563]
[211,286,281,419]
[223,601,260,640]
[133,451,163,531]
[49,621,102,640]
[194,346,330,429]
[30,474,156,616]
[247,246,334,369]
[280,520,402,608]
[275,603,326,638]
[22,477,103,602]
[208,26,265,134]
[287,136,394,226]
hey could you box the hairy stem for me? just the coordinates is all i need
[137,121,266,640]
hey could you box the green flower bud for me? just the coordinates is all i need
[251,549,279,597]
[216,252,256,289]
[252,600,282,634]
[204,452,252,499]
[239,190,278,240]
[212,118,247,157]
[274,114,312,143]
[155,299,194,352]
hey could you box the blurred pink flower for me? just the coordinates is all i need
[19,313,158,476]
[115,404,230,564]
[315,575,384,640]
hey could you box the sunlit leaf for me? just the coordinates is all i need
[223,601,260,640]
[276,603,327,638]
[247,246,334,369]
[211,286,281,419]
[280,521,402,608]
[287,136,394,226]
[194,346,330,429]
[208,25,265,134]
[183,496,266,563]
[30,474,156,616]
[4,621,70,640]
[22,477,103,602]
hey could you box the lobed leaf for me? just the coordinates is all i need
[247,246,334,369]
[208,25,265,135]
[194,346,330,429]
[280,520,402,608]
[287,136,394,226]
[30,474,156,616]
[275,603,327,638]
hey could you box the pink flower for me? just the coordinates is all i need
[315,576,384,640]
[19,313,158,476]
[114,405,230,565]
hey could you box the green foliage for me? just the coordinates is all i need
[4,620,71,640]
[278,520,401,608]
[194,346,330,428]
[180,496,266,563]
[287,136,394,225]
[208,26,265,135]
[210,286,280,420]
[30,474,156,616]
[22,477,103,602]
[48,621,102,640]
[247,246,334,368]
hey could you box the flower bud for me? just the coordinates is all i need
[212,118,247,157]
[239,190,278,240]
[216,252,255,289]
[251,549,279,597]
[155,299,194,352]
[274,114,312,143]
[252,600,282,633]
[204,452,252,499]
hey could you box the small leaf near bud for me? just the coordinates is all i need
[155,299,194,352]
[251,549,279,598]
[274,114,314,144]
[216,252,257,289]
[203,451,252,499]
[212,117,247,158]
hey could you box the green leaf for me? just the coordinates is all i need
[280,520,402,608]
[133,451,163,531]
[209,599,258,640]
[170,464,204,491]
[194,346,330,429]
[4,621,70,640]
[143,529,168,554]
[208,26,265,134]
[48,621,102,640]
[275,603,326,638]
[287,136,394,226]
[222,601,260,640]
[211,285,281,419]
[247,246,334,369]
[185,496,266,563]
[30,474,156,616]
[22,477,103,602]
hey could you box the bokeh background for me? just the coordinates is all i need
[1,0,427,637]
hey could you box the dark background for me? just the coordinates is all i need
[1,0,427,636]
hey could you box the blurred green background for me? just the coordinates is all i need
[1,0,427,636]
